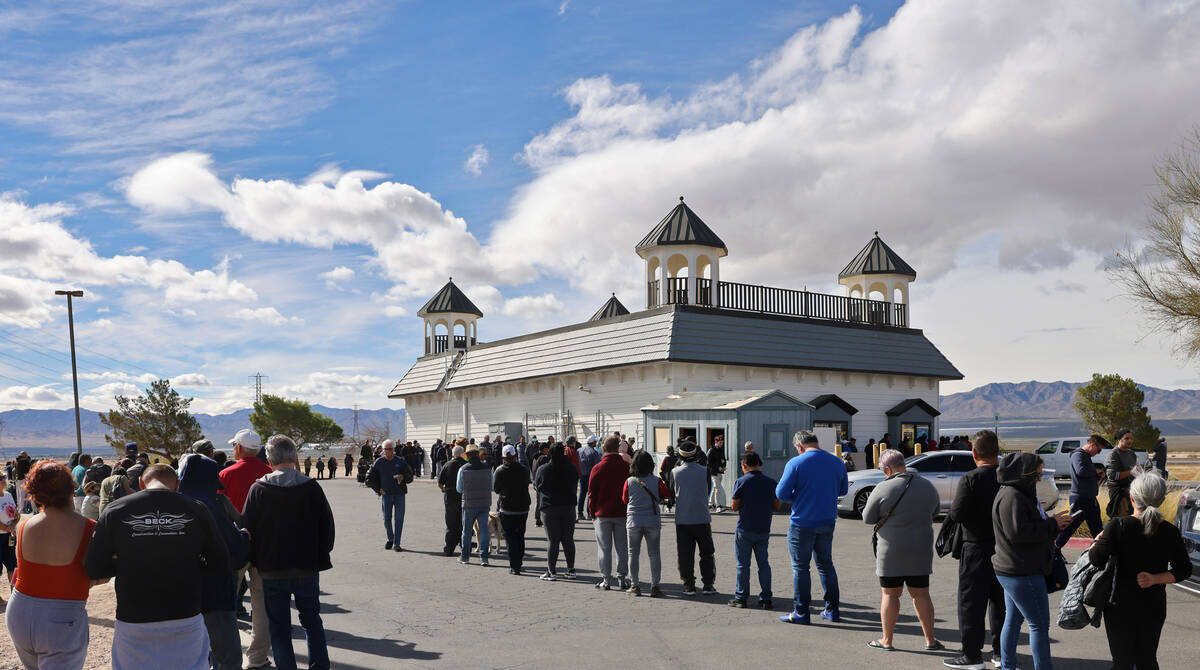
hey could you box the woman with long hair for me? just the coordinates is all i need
[623,451,671,597]
[534,444,578,581]
[1088,470,1191,669]
[6,461,108,669]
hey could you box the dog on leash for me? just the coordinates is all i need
[473,512,505,554]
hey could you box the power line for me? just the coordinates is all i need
[1,314,163,377]
[249,372,268,405]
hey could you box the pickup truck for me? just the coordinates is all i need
[1032,436,1147,481]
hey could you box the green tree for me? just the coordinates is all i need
[98,379,204,459]
[1072,373,1160,450]
[248,395,344,452]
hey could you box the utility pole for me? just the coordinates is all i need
[249,372,268,406]
[55,290,84,454]
[352,404,360,443]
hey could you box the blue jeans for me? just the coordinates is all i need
[461,507,490,561]
[262,574,329,670]
[996,574,1052,670]
[787,524,839,615]
[381,493,405,545]
[734,528,772,601]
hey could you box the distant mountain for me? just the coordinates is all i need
[0,405,405,450]
[939,380,1200,420]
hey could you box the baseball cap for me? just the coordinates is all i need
[124,442,138,453]
[465,443,480,453]
[192,439,214,455]
[502,445,517,457]
[586,435,598,444]
[228,429,261,451]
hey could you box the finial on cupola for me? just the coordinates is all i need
[679,195,684,203]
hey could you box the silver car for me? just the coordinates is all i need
[837,450,1059,517]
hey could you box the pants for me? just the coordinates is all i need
[381,493,406,546]
[237,563,271,666]
[444,498,462,553]
[304,464,311,476]
[709,474,726,508]
[113,615,208,670]
[1107,484,1133,517]
[787,523,839,614]
[262,574,329,670]
[202,609,242,670]
[1055,494,1102,547]
[316,467,324,479]
[676,523,716,588]
[577,475,590,518]
[344,463,351,476]
[594,517,629,581]
[5,590,88,670]
[996,574,1052,670]
[542,506,576,572]
[499,513,528,570]
[0,533,15,579]
[1103,597,1165,670]
[627,525,661,587]
[957,541,1005,659]
[461,507,490,561]
[734,528,772,601]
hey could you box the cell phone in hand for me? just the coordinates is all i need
[1070,509,1086,518]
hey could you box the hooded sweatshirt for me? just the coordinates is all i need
[242,468,335,578]
[991,452,1058,577]
[178,454,249,612]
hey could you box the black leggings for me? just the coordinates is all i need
[541,506,576,572]
[1104,599,1165,669]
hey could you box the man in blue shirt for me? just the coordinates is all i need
[775,430,848,624]
[370,440,413,552]
[577,435,602,521]
[729,452,781,610]
[1054,434,1104,548]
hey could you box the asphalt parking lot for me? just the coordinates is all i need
[261,476,1199,669]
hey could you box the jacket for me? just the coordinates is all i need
[588,453,629,518]
[534,456,578,509]
[370,455,413,496]
[949,464,1000,544]
[492,462,531,514]
[242,468,335,577]
[178,454,250,613]
[991,452,1058,577]
[438,457,466,504]
[1068,448,1100,500]
[456,458,492,510]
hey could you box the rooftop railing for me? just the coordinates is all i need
[647,278,907,327]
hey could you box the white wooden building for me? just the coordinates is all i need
[389,198,962,479]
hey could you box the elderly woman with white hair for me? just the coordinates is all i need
[1088,470,1191,670]
[861,448,942,652]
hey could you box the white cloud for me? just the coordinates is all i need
[489,0,1200,310]
[501,293,564,317]
[127,153,513,298]
[463,144,489,175]
[0,195,256,326]
[382,305,408,318]
[81,381,141,410]
[0,384,70,410]
[557,1,569,17]
[233,307,302,327]
[319,265,355,289]
[171,373,211,387]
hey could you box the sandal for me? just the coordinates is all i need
[925,641,946,651]
[867,640,895,651]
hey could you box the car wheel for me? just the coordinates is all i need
[853,488,873,517]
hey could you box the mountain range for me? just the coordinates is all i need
[0,405,406,450]
[938,380,1200,420]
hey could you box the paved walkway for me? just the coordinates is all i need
[255,476,1199,669]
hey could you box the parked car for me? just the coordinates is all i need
[1176,486,1200,589]
[1033,436,1148,481]
[838,450,1059,517]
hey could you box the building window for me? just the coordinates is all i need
[678,426,698,446]
[764,424,788,458]
[901,422,931,445]
[814,421,848,443]
[653,426,672,453]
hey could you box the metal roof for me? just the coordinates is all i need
[389,304,962,397]
[588,294,631,322]
[417,279,483,317]
[635,198,728,255]
[839,234,917,280]
[810,394,859,416]
[642,389,809,411]
[885,398,941,417]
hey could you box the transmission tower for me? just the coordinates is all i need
[352,404,360,443]
[249,372,269,405]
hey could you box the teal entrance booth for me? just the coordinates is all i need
[642,390,814,492]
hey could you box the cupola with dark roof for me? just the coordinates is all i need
[637,197,727,309]
[838,233,917,316]
[417,278,482,354]
[588,293,630,322]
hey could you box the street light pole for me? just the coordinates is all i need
[55,290,84,454]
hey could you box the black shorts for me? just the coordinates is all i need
[879,574,930,589]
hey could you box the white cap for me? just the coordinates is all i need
[586,435,598,444]
[502,445,517,457]
[228,429,261,451]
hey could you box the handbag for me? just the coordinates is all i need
[935,517,963,559]
[872,474,914,557]
[1046,546,1069,593]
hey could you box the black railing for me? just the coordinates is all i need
[427,334,477,354]
[645,279,908,327]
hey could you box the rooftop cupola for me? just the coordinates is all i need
[838,232,916,318]
[417,278,483,354]
[636,197,727,309]
[588,293,631,322]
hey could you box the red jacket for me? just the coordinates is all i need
[220,457,273,513]
[588,453,629,518]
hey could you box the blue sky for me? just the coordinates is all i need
[2,0,1200,413]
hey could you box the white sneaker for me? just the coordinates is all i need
[540,571,557,581]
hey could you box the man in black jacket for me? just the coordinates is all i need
[85,464,230,670]
[492,445,531,575]
[243,435,335,670]
[944,430,1005,670]
[437,442,467,556]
